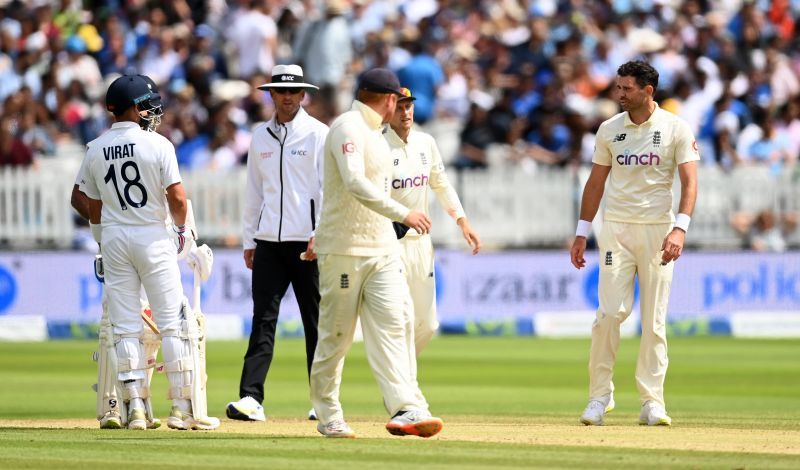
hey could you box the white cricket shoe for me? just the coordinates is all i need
[127,408,147,430]
[168,406,221,431]
[317,419,356,438]
[225,396,266,421]
[580,394,615,426]
[99,411,122,429]
[308,407,317,421]
[385,410,443,438]
[639,401,672,426]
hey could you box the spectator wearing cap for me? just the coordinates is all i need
[396,39,444,124]
[310,68,443,438]
[56,35,103,99]
[227,64,329,423]
[386,86,481,355]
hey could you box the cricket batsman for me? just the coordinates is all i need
[570,61,698,426]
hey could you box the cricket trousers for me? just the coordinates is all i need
[589,221,675,407]
[399,233,438,356]
[310,252,429,425]
[102,224,187,386]
[239,240,320,404]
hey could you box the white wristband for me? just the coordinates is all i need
[575,219,592,238]
[674,213,691,232]
[90,223,102,244]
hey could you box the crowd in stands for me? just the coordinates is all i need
[1,0,799,248]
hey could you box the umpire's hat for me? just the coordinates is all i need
[257,64,319,91]
[105,74,161,116]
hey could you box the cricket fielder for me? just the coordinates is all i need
[386,87,481,355]
[310,68,442,439]
[571,61,698,426]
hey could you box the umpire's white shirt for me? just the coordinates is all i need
[242,107,328,249]
[80,121,181,225]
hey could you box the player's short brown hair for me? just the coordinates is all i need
[617,61,659,91]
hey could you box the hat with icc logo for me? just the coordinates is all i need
[105,74,161,116]
[258,64,319,90]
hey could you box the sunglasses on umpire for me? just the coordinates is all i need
[272,88,304,95]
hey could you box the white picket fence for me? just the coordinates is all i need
[1,156,797,250]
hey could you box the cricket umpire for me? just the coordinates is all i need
[227,64,329,422]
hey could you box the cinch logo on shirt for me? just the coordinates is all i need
[392,174,429,189]
[616,152,661,166]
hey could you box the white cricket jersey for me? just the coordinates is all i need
[315,101,410,257]
[593,104,699,224]
[80,121,181,227]
[242,107,328,248]
[385,126,465,237]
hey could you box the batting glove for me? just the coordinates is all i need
[94,254,104,283]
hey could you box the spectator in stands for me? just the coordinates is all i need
[175,115,210,170]
[739,209,791,253]
[56,35,103,100]
[293,0,353,122]
[452,92,496,170]
[396,32,444,124]
[226,0,278,79]
[0,117,34,167]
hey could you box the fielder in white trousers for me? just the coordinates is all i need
[590,221,674,407]
[310,252,428,424]
[399,233,437,355]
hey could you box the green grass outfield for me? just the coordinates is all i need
[0,337,798,469]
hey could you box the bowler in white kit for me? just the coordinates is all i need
[570,61,698,427]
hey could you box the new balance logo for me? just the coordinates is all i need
[605,251,613,266]
[612,133,626,142]
[652,131,661,146]
[340,274,349,288]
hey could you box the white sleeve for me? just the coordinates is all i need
[242,136,264,250]
[329,121,410,222]
[80,156,101,200]
[428,135,465,220]
[313,126,327,236]
[160,139,182,188]
[591,125,612,166]
[74,154,88,186]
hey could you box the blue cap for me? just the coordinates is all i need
[106,75,160,115]
[357,68,403,95]
[194,24,215,39]
[64,35,86,53]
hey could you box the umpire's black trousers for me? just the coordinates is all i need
[239,240,319,403]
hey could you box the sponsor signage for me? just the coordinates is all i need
[1,251,800,323]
